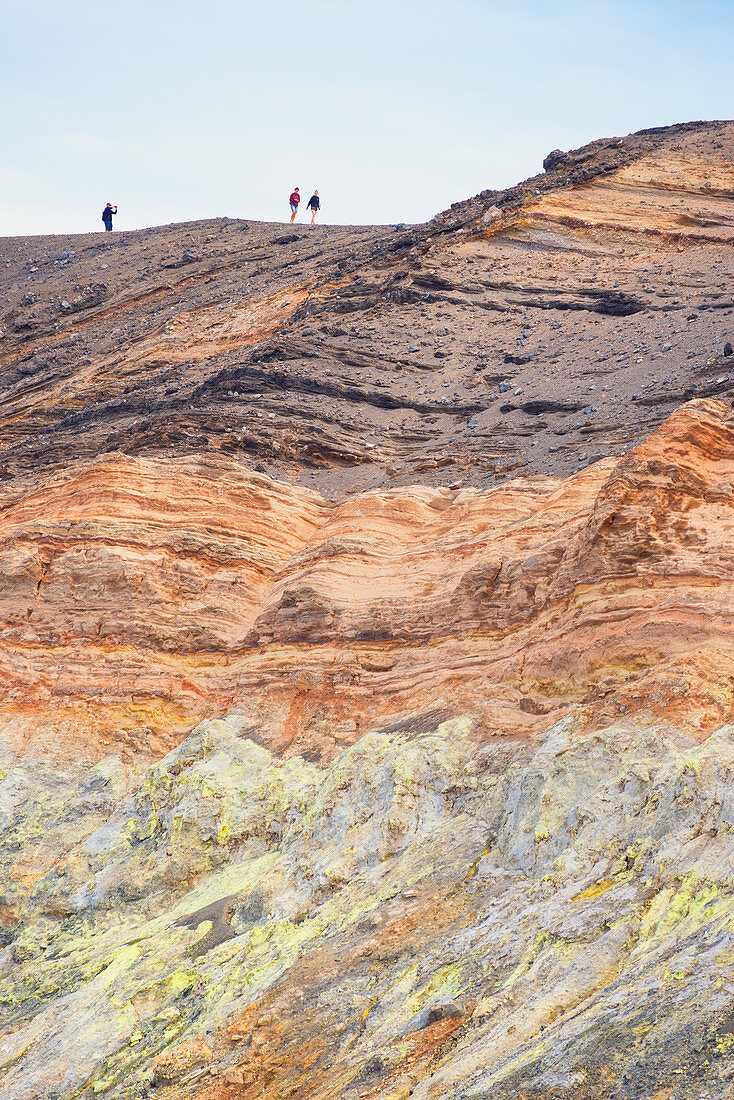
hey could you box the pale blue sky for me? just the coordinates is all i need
[1,0,731,235]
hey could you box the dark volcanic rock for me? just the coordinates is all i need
[543,147,570,171]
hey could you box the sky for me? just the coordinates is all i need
[0,0,732,236]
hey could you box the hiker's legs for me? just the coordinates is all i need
[290,204,297,223]
[104,223,112,231]
[310,209,316,224]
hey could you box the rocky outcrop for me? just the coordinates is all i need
[3,709,734,1100]
[1,399,733,777]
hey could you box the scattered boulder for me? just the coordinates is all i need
[543,148,569,172]
[362,1055,387,1077]
[161,252,200,269]
[411,999,467,1031]
[593,291,646,316]
[480,205,502,225]
[427,1000,465,1024]
[152,1037,213,1084]
[69,283,108,312]
[222,1067,245,1086]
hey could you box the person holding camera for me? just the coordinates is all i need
[102,203,117,231]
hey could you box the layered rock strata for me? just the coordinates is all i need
[1,399,733,776]
[1,398,734,1098]
[1,121,734,1100]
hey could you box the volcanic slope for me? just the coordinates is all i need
[1,120,733,496]
[1,121,734,1100]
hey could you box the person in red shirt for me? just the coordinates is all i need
[289,188,300,223]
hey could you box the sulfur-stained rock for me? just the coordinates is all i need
[1,706,734,1099]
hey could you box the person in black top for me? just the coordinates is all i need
[102,203,117,231]
[307,191,320,225]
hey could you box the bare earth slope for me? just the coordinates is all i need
[1,120,733,496]
[1,121,734,1100]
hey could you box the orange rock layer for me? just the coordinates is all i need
[1,398,733,767]
[520,147,734,243]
